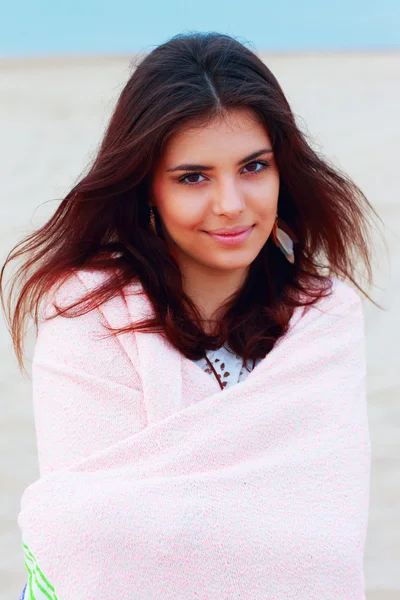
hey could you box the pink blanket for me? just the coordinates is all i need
[18,270,370,599]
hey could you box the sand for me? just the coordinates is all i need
[0,52,399,600]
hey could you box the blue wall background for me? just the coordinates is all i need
[1,0,399,56]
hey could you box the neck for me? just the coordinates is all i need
[178,259,249,330]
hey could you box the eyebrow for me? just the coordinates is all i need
[166,148,273,172]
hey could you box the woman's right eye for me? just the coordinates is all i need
[178,172,206,186]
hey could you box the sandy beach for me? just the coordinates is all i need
[0,52,399,599]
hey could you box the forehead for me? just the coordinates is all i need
[161,108,271,161]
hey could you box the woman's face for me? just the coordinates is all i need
[150,108,280,275]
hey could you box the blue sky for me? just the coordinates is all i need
[1,0,399,56]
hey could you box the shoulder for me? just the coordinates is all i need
[301,275,362,313]
[40,267,143,321]
[291,275,364,335]
[305,276,365,339]
[322,276,363,318]
[329,276,362,306]
[39,268,105,320]
[34,267,143,375]
[46,266,125,301]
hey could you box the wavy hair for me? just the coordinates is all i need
[0,31,385,376]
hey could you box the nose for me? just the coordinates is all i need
[211,180,246,218]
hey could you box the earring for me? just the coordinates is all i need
[271,214,298,264]
[149,205,157,235]
[148,206,177,260]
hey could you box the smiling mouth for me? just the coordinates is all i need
[206,225,254,236]
[205,225,255,246]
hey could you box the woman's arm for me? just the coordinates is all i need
[19,270,145,597]
[31,270,145,477]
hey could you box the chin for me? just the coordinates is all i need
[203,254,257,271]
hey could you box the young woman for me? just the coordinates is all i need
[2,32,383,600]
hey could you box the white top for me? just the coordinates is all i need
[192,345,263,389]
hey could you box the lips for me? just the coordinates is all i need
[205,225,255,246]
[207,225,253,235]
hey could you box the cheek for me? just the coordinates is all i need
[250,196,277,223]
[161,198,205,231]
[246,175,279,206]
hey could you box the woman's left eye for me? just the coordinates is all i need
[242,160,269,174]
[178,160,270,186]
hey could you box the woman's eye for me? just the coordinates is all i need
[243,160,269,174]
[179,173,206,185]
[178,160,269,186]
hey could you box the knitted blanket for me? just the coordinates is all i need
[17,274,370,599]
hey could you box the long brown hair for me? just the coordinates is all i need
[0,32,385,377]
